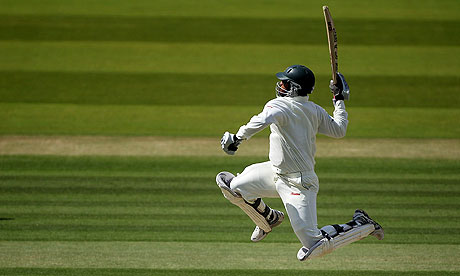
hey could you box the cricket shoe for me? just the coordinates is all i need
[251,210,284,242]
[353,209,384,240]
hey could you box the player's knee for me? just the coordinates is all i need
[229,176,243,193]
[228,176,238,189]
[228,176,253,202]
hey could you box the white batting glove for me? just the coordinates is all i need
[221,131,242,155]
[330,72,350,102]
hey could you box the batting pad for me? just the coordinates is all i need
[216,172,272,232]
[297,223,375,261]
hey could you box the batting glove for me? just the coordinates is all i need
[329,72,349,101]
[221,131,242,155]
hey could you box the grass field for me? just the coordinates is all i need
[1,0,459,275]
[1,155,459,275]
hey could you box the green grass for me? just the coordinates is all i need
[2,270,460,276]
[1,71,459,108]
[1,42,457,77]
[1,43,458,139]
[0,0,459,275]
[0,269,454,276]
[1,42,458,78]
[0,269,456,276]
[0,0,458,20]
[0,242,459,272]
[1,15,458,46]
[1,155,459,245]
[0,155,459,274]
[1,103,459,138]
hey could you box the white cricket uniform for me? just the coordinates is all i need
[230,96,348,248]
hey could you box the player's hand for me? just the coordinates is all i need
[221,132,242,155]
[329,72,349,101]
[329,80,344,100]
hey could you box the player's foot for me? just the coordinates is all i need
[251,226,267,242]
[297,234,329,261]
[251,209,284,242]
[297,246,310,261]
[353,209,384,240]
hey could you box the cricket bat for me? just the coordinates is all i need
[323,6,338,85]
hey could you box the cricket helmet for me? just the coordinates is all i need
[275,65,315,97]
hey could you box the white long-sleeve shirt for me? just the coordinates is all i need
[236,96,348,175]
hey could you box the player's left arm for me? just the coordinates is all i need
[318,74,350,138]
[317,101,348,139]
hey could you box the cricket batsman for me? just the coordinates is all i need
[216,65,384,261]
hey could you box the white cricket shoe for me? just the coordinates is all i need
[251,209,284,242]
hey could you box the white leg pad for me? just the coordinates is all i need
[334,223,375,249]
[297,223,375,261]
[216,172,272,233]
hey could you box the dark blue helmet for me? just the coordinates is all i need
[275,65,315,97]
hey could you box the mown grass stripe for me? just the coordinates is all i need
[2,213,459,226]
[1,103,459,138]
[1,204,458,218]
[1,222,459,235]
[1,0,459,20]
[0,233,457,245]
[1,176,459,196]
[2,175,459,188]
[1,42,458,77]
[1,242,459,270]
[2,194,456,206]
[2,155,458,176]
[1,174,459,186]
[1,268,459,276]
[1,268,456,276]
[0,15,458,46]
[1,71,459,108]
[2,155,458,175]
[2,201,459,211]
[1,186,458,197]
[0,217,460,234]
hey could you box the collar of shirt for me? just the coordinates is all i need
[290,96,309,102]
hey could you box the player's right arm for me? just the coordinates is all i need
[221,100,286,155]
[236,100,286,140]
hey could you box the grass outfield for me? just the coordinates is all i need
[0,269,458,276]
[1,136,459,159]
[0,1,459,137]
[0,155,459,275]
[0,0,458,20]
[1,0,459,275]
[1,104,459,138]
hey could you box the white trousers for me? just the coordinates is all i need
[230,161,323,248]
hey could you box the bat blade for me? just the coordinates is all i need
[323,6,338,85]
